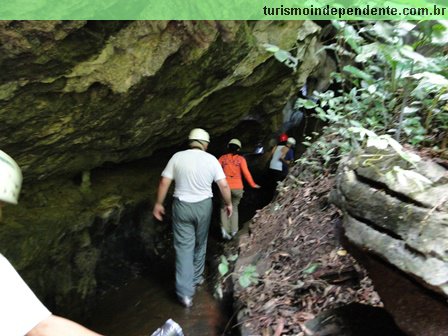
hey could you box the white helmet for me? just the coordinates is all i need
[287,137,296,146]
[228,138,242,148]
[0,150,22,204]
[188,128,210,143]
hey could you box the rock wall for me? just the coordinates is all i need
[0,156,167,316]
[0,20,324,315]
[0,20,321,181]
[331,147,448,296]
[331,147,448,334]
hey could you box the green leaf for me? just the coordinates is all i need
[403,106,419,114]
[371,22,396,44]
[315,107,326,119]
[399,46,429,65]
[343,65,372,82]
[263,43,280,53]
[239,274,251,288]
[228,254,238,262]
[273,50,298,70]
[331,20,343,30]
[395,22,416,36]
[367,85,377,94]
[430,21,448,44]
[355,43,379,63]
[439,93,448,101]
[218,263,229,276]
[303,100,317,109]
[303,263,319,274]
[243,265,257,274]
[274,50,291,63]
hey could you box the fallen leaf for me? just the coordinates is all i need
[337,249,347,256]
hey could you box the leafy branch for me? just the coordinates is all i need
[291,20,448,176]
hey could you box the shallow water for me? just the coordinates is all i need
[87,272,237,336]
[86,154,269,336]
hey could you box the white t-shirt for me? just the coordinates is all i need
[269,145,285,171]
[0,254,52,336]
[161,149,226,203]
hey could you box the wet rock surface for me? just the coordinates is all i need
[349,244,448,336]
[303,303,405,336]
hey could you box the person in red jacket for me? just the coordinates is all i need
[218,139,260,239]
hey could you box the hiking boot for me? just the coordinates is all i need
[178,295,193,308]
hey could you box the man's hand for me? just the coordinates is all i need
[153,203,165,221]
[153,177,172,221]
[253,184,261,189]
[216,178,232,217]
[224,203,233,218]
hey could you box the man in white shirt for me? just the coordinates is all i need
[153,128,232,308]
[0,150,102,336]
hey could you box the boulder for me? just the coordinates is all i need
[331,147,448,335]
[331,147,448,296]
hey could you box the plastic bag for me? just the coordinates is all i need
[150,319,184,336]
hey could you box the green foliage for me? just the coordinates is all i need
[215,254,259,299]
[218,255,229,276]
[302,263,320,274]
[294,20,448,174]
[238,265,259,288]
[263,43,299,71]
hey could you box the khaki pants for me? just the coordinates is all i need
[220,189,244,237]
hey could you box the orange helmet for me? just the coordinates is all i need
[279,133,288,142]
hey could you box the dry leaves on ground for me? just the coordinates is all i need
[233,172,382,335]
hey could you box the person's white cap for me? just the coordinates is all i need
[0,150,22,204]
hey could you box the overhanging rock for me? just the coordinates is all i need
[0,20,322,182]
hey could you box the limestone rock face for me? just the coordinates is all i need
[0,20,321,182]
[331,147,448,296]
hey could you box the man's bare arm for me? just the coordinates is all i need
[216,178,232,217]
[153,177,173,221]
[27,315,102,336]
